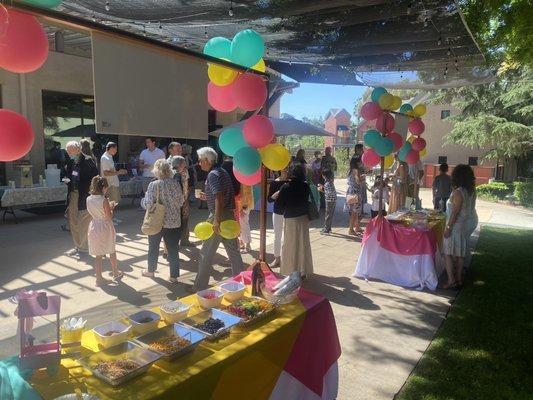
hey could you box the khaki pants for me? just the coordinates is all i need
[68,190,92,252]
[107,185,121,204]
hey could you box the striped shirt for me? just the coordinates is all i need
[205,167,235,212]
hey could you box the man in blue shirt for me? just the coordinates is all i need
[193,147,243,291]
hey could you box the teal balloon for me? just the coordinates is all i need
[399,104,413,114]
[371,87,387,103]
[231,29,264,68]
[363,129,381,148]
[22,0,63,7]
[375,137,394,157]
[234,146,261,175]
[398,142,412,160]
[204,37,232,59]
[219,127,247,157]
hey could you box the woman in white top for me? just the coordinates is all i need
[86,176,123,286]
[442,164,476,289]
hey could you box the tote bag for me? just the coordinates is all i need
[141,183,165,235]
[307,189,319,221]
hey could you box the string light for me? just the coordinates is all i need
[407,2,412,14]
[447,47,451,56]
[91,14,96,22]
[204,26,208,38]
[105,1,110,11]
[158,21,162,32]
[228,0,234,17]
[437,36,442,46]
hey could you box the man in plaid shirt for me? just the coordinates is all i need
[318,169,337,234]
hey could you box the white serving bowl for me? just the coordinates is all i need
[128,310,160,335]
[196,289,224,309]
[92,321,130,348]
[220,281,246,302]
[159,301,191,323]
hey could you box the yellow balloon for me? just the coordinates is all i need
[252,58,266,73]
[378,93,394,110]
[390,96,402,110]
[220,220,240,239]
[413,104,427,117]
[260,143,290,171]
[406,110,416,120]
[384,154,394,169]
[420,148,428,157]
[194,221,214,240]
[208,59,238,86]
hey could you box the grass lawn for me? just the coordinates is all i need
[397,226,533,400]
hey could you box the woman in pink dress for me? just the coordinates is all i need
[86,176,123,286]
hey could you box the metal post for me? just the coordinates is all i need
[259,77,270,262]
[378,156,385,214]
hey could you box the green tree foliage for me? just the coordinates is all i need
[460,0,532,66]
[432,67,533,160]
[281,114,326,150]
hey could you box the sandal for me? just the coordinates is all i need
[142,270,155,278]
[112,271,124,280]
[441,280,457,289]
[96,278,112,287]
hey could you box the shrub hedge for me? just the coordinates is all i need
[476,182,514,200]
[513,182,533,208]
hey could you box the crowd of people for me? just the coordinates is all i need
[59,136,477,290]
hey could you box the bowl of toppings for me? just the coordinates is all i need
[196,289,224,309]
[159,301,191,324]
[220,281,246,302]
[92,321,131,348]
[127,310,160,335]
[226,297,275,325]
[181,308,241,340]
[136,324,206,360]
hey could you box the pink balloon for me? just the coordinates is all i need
[376,112,395,134]
[0,109,35,162]
[243,115,274,148]
[387,131,403,152]
[207,81,237,112]
[408,118,425,136]
[0,10,49,73]
[233,166,262,186]
[411,137,426,151]
[361,148,380,168]
[405,149,420,165]
[232,73,267,111]
[360,101,383,121]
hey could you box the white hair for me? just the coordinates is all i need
[170,155,186,170]
[66,141,80,150]
[152,158,173,179]
[197,147,218,164]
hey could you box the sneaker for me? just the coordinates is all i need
[67,248,78,256]
[168,277,178,283]
[320,229,330,235]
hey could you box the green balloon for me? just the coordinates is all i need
[219,127,247,157]
[375,137,394,157]
[22,0,63,8]
[234,146,261,175]
[371,87,387,103]
[204,37,232,59]
[364,129,381,148]
[399,104,413,114]
[231,29,264,68]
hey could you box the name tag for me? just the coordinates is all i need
[72,171,79,177]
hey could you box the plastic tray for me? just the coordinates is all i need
[134,324,206,360]
[224,297,277,326]
[180,308,241,340]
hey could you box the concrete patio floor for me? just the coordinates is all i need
[1,184,531,399]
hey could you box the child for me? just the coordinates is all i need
[86,176,123,286]
[238,184,254,253]
[371,176,390,218]
[318,169,337,234]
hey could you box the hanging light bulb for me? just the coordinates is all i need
[228,0,234,16]
[204,26,208,38]
[104,1,110,11]
[447,47,451,56]
[159,21,163,33]
[407,2,412,14]
[437,36,442,46]
[92,14,96,22]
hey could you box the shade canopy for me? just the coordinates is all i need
[28,0,489,89]
[210,117,334,138]
[53,124,96,138]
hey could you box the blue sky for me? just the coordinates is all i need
[280,83,367,122]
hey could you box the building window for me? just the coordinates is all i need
[440,110,451,119]
[468,157,478,166]
[438,156,447,164]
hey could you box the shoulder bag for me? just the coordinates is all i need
[141,182,165,235]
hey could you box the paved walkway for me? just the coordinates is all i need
[0,182,531,399]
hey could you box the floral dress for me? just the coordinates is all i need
[344,174,362,215]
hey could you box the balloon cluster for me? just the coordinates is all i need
[205,29,291,185]
[359,86,428,167]
[194,220,240,241]
[205,30,267,112]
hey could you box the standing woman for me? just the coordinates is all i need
[170,156,193,246]
[268,167,289,267]
[141,159,184,283]
[389,156,409,213]
[442,164,475,288]
[277,165,314,278]
[344,162,363,236]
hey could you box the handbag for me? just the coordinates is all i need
[346,194,359,205]
[141,182,165,235]
[307,193,319,221]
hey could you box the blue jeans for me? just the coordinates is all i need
[148,227,181,278]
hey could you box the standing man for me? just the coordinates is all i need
[193,147,243,291]
[65,141,98,257]
[100,142,127,222]
[320,146,338,177]
[138,137,165,193]
[168,141,182,158]
[350,143,364,171]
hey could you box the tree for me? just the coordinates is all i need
[283,115,326,150]
[432,67,533,170]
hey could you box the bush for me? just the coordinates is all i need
[476,182,513,200]
[513,182,533,208]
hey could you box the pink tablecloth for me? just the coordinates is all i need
[353,216,444,290]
